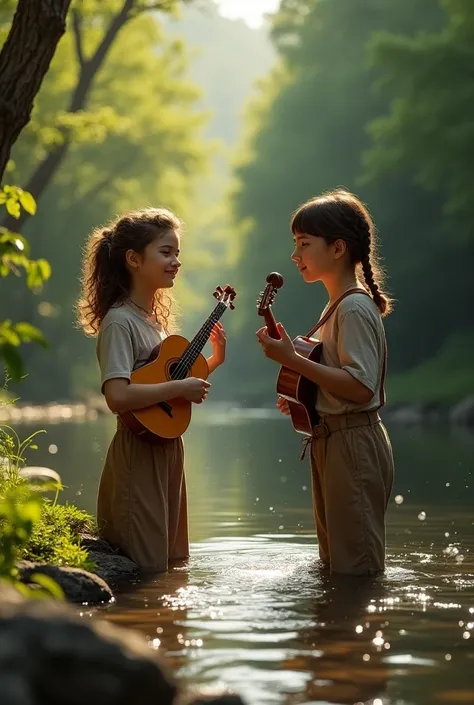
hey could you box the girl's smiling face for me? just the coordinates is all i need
[127,228,181,290]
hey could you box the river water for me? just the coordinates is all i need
[22,408,474,704]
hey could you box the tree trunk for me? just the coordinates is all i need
[0,0,135,234]
[0,0,72,183]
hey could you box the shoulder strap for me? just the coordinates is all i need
[306,287,371,338]
[378,333,388,409]
[307,287,388,409]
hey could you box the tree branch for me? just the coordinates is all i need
[71,7,85,70]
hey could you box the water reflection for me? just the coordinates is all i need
[18,412,474,704]
[287,574,390,704]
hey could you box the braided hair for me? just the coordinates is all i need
[291,188,391,316]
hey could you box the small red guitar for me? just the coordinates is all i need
[257,272,320,435]
[257,273,369,436]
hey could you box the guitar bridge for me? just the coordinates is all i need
[158,401,173,418]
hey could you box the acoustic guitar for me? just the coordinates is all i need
[257,272,320,436]
[120,285,236,442]
[257,273,368,436]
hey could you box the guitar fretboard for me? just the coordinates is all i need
[171,302,227,380]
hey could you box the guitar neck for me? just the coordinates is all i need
[263,308,280,340]
[173,302,227,378]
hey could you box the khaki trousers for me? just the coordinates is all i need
[97,420,189,572]
[310,411,394,576]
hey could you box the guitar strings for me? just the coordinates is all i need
[171,302,227,380]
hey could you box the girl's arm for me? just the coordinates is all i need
[104,377,210,413]
[98,322,209,413]
[104,378,183,413]
[257,309,378,405]
[283,356,373,404]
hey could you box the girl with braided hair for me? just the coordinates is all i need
[256,189,394,576]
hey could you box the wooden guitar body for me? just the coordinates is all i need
[257,274,366,438]
[276,335,321,435]
[119,284,236,443]
[119,335,209,442]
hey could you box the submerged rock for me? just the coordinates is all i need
[80,534,140,584]
[17,560,113,605]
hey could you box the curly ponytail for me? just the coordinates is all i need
[291,188,392,316]
[77,208,182,336]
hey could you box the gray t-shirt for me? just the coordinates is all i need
[315,290,386,415]
[96,303,166,393]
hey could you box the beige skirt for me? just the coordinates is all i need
[97,420,189,572]
[310,411,394,576]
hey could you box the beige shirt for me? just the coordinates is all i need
[315,290,386,415]
[96,303,166,393]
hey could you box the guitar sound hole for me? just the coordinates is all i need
[169,360,187,380]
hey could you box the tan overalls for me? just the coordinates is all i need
[303,288,394,575]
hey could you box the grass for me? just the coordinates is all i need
[0,421,97,578]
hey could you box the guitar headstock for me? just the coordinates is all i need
[257,272,284,317]
[213,285,237,310]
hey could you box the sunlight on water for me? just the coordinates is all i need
[21,414,474,704]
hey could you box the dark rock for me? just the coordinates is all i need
[88,550,139,584]
[450,395,474,427]
[80,534,114,554]
[0,600,178,705]
[17,560,113,605]
[79,534,140,584]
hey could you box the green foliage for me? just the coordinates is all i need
[366,0,474,222]
[387,331,474,404]
[1,3,210,402]
[0,186,50,381]
[0,421,96,599]
[219,0,473,406]
[25,500,94,570]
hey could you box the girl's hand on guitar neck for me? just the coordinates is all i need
[256,322,296,366]
[277,396,290,416]
[207,322,227,374]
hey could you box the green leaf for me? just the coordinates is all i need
[36,259,52,282]
[18,190,37,216]
[0,344,25,381]
[5,199,20,219]
[0,230,28,255]
[26,260,51,290]
[0,322,21,347]
[19,498,42,525]
[14,322,47,347]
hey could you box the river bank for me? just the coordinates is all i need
[16,533,141,605]
[1,394,474,427]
